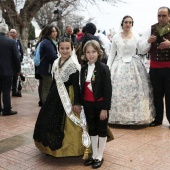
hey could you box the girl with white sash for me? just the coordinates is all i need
[33,37,90,157]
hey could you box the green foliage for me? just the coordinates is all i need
[28,23,36,40]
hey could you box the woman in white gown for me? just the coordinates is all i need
[107,15,155,125]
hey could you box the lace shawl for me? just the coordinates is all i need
[52,56,80,82]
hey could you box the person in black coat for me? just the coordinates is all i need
[77,23,107,65]
[0,23,21,116]
[9,28,24,97]
[80,23,100,48]
[80,40,112,169]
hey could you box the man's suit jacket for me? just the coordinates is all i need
[16,39,24,62]
[0,33,21,76]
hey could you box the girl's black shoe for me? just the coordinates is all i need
[84,157,94,166]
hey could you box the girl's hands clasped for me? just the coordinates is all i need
[72,105,82,114]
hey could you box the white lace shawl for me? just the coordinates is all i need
[52,55,80,82]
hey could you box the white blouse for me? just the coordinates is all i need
[107,32,144,69]
[86,62,95,82]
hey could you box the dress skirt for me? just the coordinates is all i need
[109,56,155,125]
[33,82,85,157]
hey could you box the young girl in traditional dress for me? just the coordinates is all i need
[33,37,90,157]
[80,40,112,169]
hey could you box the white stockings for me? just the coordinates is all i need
[91,136,107,161]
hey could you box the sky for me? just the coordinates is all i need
[81,0,170,34]
[32,0,170,37]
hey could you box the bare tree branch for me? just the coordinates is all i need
[0,0,125,49]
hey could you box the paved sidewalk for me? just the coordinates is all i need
[0,90,170,170]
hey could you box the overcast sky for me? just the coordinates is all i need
[33,0,170,37]
[81,0,170,34]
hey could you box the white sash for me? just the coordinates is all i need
[54,59,91,148]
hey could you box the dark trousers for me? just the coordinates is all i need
[0,76,12,112]
[12,75,18,94]
[83,100,108,137]
[149,68,170,123]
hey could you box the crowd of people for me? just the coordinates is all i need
[0,6,170,169]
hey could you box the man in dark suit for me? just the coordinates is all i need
[9,28,24,97]
[0,23,21,116]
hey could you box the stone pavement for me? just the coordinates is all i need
[0,88,170,170]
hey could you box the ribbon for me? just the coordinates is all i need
[54,64,91,148]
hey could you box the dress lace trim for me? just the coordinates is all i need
[60,63,78,82]
[52,56,79,82]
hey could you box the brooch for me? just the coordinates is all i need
[92,70,96,81]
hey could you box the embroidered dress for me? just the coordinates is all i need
[33,56,87,157]
[107,32,155,125]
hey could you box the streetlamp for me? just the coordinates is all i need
[53,4,63,34]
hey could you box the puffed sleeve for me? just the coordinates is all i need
[138,28,152,54]
[107,34,117,69]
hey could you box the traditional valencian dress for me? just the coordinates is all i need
[33,55,90,157]
[107,32,155,125]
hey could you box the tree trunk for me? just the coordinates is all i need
[14,22,29,51]
[0,0,59,51]
[0,0,122,51]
